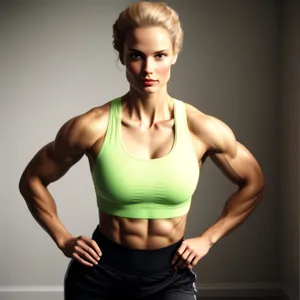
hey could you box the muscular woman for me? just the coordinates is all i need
[19,2,265,299]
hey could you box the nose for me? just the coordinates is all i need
[143,57,155,74]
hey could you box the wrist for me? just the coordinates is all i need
[200,229,219,248]
[56,232,73,250]
[201,234,214,248]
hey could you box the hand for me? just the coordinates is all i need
[60,235,102,267]
[171,236,212,269]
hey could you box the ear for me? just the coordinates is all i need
[172,54,178,65]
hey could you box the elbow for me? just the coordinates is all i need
[256,172,266,198]
[254,184,265,204]
[18,170,39,199]
[252,179,266,203]
[18,170,27,196]
[239,176,265,201]
[18,171,30,199]
[250,173,265,196]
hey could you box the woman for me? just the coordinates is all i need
[19,2,265,299]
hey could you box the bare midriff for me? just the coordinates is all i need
[98,211,187,250]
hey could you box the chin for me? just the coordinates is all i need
[132,84,161,95]
[142,87,158,94]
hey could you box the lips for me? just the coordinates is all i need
[142,79,158,86]
[143,79,157,82]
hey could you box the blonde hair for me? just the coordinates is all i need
[112,1,184,64]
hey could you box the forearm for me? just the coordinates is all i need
[19,176,72,249]
[201,183,264,246]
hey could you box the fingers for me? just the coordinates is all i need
[184,253,201,269]
[172,243,200,270]
[73,251,95,267]
[77,238,101,260]
[79,235,102,256]
[72,235,102,267]
[190,255,200,268]
[88,239,102,257]
[171,243,186,265]
[175,251,193,269]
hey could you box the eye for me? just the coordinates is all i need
[155,53,166,60]
[129,53,142,61]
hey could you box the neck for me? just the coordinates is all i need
[122,87,173,127]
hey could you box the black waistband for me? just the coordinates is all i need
[92,225,183,275]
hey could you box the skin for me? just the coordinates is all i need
[19,26,265,269]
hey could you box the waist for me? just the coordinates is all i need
[92,225,184,275]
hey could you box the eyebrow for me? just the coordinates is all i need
[127,48,169,54]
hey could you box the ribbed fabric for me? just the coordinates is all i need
[91,97,200,219]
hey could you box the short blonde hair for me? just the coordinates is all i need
[112,1,184,64]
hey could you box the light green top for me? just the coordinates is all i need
[91,97,200,219]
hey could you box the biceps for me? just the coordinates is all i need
[23,142,83,186]
[210,142,263,187]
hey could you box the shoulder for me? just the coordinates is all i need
[183,101,237,157]
[53,100,112,154]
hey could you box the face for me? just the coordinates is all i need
[123,26,178,95]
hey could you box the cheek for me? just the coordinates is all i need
[126,63,142,79]
[127,63,137,73]
[155,63,171,76]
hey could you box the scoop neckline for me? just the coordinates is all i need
[117,97,178,162]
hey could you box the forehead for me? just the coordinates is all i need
[124,26,172,53]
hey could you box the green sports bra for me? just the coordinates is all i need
[91,97,200,219]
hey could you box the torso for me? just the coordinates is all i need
[85,97,208,249]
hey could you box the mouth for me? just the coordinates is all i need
[142,79,158,84]
[142,79,157,82]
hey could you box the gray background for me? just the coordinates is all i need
[1,0,299,300]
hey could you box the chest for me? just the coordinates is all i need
[120,118,176,160]
[120,120,206,165]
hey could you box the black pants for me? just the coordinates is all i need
[64,226,197,299]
